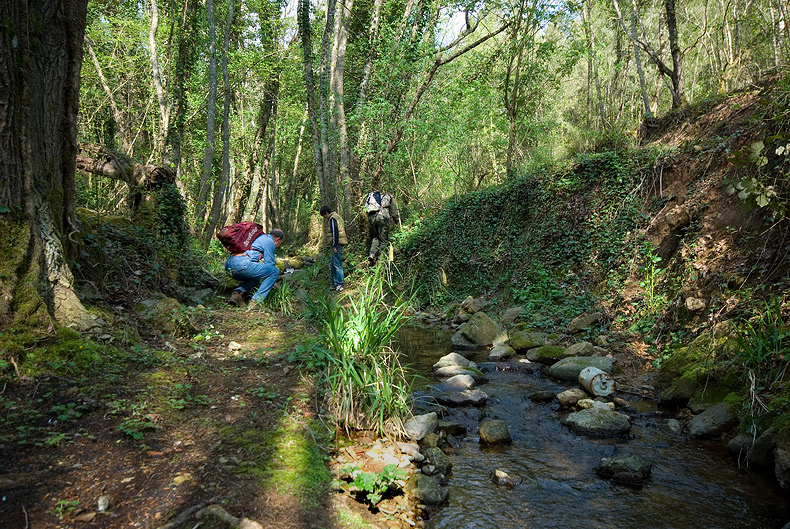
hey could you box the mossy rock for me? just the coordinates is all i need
[525,345,566,365]
[658,334,731,378]
[510,331,548,351]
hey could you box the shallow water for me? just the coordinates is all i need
[396,325,790,529]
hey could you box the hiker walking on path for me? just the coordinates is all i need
[224,228,284,311]
[363,190,399,266]
[320,206,348,291]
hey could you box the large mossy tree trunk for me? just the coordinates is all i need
[0,0,100,334]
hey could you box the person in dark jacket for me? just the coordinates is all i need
[225,229,284,311]
[362,191,399,266]
[320,206,347,291]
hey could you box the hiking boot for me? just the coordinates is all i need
[367,257,376,267]
[227,290,244,307]
[245,300,259,313]
[335,285,343,292]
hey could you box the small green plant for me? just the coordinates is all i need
[167,383,212,409]
[53,499,80,519]
[248,387,279,402]
[341,464,407,505]
[629,242,669,334]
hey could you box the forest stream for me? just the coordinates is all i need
[397,326,790,529]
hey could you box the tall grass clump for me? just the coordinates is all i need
[306,273,413,437]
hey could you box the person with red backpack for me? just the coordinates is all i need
[220,227,284,311]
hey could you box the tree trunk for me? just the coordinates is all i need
[664,0,687,108]
[330,0,354,213]
[148,0,170,162]
[204,0,234,246]
[195,0,218,227]
[169,0,199,192]
[0,0,100,333]
[318,0,338,206]
[297,0,333,209]
[84,36,134,154]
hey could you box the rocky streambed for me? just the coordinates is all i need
[388,300,790,529]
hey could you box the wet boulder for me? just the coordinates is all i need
[479,420,512,445]
[774,434,790,488]
[490,469,522,489]
[405,474,448,505]
[530,390,557,403]
[436,389,488,407]
[404,412,438,441]
[728,429,775,471]
[433,352,471,370]
[557,388,586,407]
[548,357,613,382]
[439,374,476,391]
[434,365,487,383]
[688,403,738,438]
[659,376,697,408]
[422,447,453,476]
[595,455,652,488]
[561,407,631,437]
[458,311,502,347]
[488,344,516,362]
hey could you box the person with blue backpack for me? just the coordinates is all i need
[363,190,399,266]
[220,226,284,311]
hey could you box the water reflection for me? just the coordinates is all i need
[395,325,790,529]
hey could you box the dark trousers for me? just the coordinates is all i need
[367,213,389,262]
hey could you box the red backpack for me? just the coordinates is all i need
[216,222,264,254]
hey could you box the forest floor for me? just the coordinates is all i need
[0,298,389,529]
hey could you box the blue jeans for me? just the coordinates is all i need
[330,246,344,287]
[225,255,280,302]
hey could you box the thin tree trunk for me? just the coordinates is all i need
[170,0,198,193]
[195,0,218,227]
[148,0,169,162]
[330,0,354,212]
[612,0,653,117]
[318,0,338,205]
[204,0,234,246]
[297,0,332,207]
[84,36,134,154]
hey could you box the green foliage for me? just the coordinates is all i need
[340,463,407,506]
[398,149,663,327]
[304,273,413,436]
[725,138,790,219]
[726,295,789,393]
[262,279,298,315]
[628,242,669,334]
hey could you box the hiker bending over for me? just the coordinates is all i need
[225,228,284,311]
[320,206,347,291]
[363,190,399,266]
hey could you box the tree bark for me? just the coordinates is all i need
[195,0,218,227]
[204,0,235,246]
[330,0,354,212]
[148,0,170,162]
[0,0,100,333]
[297,0,333,209]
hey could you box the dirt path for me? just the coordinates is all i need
[0,305,382,529]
